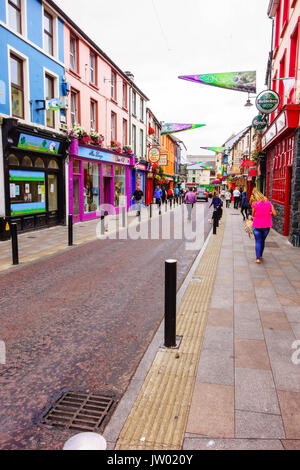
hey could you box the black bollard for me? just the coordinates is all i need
[165,200,167,212]
[68,214,73,246]
[150,203,152,218]
[164,259,177,348]
[11,223,19,265]
[169,199,172,210]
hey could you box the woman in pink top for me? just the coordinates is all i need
[251,189,277,264]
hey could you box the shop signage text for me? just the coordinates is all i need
[252,115,268,131]
[78,146,131,165]
[148,147,160,163]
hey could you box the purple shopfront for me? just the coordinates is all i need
[69,140,135,223]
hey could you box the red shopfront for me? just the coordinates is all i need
[262,105,300,236]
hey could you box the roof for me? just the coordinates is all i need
[225,126,251,150]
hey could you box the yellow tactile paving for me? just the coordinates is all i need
[116,216,226,450]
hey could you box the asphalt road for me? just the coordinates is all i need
[0,203,212,449]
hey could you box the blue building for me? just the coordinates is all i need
[0,0,70,238]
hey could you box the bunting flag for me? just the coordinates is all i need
[161,123,206,135]
[272,77,296,99]
[200,147,227,153]
[178,71,256,94]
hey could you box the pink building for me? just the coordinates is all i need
[63,20,134,222]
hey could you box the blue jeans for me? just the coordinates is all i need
[253,228,270,259]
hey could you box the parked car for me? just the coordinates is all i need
[197,189,208,202]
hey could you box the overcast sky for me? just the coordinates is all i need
[55,0,271,156]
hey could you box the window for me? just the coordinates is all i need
[70,36,78,71]
[9,169,46,216]
[44,11,53,56]
[140,99,144,122]
[132,124,136,154]
[274,2,282,50]
[45,74,55,128]
[122,82,127,108]
[22,156,33,167]
[111,112,117,141]
[111,71,116,100]
[123,119,127,146]
[140,129,144,158]
[70,89,79,126]
[90,52,96,85]
[35,158,45,168]
[132,91,137,115]
[8,154,19,166]
[279,51,286,109]
[10,54,24,119]
[114,166,126,207]
[48,159,59,169]
[90,100,97,130]
[282,0,290,32]
[8,0,22,33]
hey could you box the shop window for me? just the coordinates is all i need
[8,154,19,166]
[48,159,59,169]
[83,161,100,213]
[10,54,24,119]
[22,156,33,167]
[35,158,45,168]
[114,166,126,207]
[48,173,58,211]
[9,169,46,216]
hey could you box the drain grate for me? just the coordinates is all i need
[42,391,114,432]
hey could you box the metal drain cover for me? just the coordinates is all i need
[42,391,114,432]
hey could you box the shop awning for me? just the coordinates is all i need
[261,104,300,151]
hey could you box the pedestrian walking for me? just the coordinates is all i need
[241,191,251,220]
[209,192,223,223]
[167,188,173,201]
[239,187,243,208]
[251,189,277,264]
[225,189,232,208]
[233,188,241,209]
[154,185,162,211]
[184,187,197,221]
[132,184,144,217]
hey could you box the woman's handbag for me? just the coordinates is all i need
[244,217,253,238]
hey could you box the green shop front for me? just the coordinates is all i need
[1,119,69,236]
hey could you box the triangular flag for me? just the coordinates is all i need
[161,123,206,135]
[282,78,295,98]
[179,71,256,94]
[200,147,227,153]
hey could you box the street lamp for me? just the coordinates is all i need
[244,92,255,107]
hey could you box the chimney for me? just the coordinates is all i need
[124,71,134,82]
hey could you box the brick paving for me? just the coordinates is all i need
[0,202,211,450]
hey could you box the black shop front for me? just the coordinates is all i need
[1,118,70,238]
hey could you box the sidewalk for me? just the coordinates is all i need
[0,203,171,272]
[104,207,300,451]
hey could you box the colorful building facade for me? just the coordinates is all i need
[264,0,300,242]
[0,0,69,237]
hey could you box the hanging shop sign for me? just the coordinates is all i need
[46,98,62,111]
[17,133,60,154]
[77,146,131,165]
[148,147,160,163]
[252,115,268,131]
[159,155,168,166]
[255,90,280,114]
